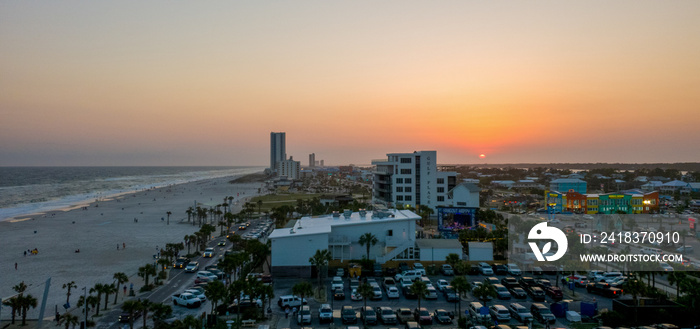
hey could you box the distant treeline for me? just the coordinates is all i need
[449,163,700,172]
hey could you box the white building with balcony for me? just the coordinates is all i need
[269,209,420,277]
[372,151,457,210]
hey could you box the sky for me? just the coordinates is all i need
[2,1,699,166]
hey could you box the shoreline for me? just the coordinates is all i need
[0,172,265,322]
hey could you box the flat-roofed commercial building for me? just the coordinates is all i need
[269,209,420,277]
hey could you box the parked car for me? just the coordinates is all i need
[277,295,306,310]
[386,286,400,299]
[414,307,432,325]
[395,308,413,324]
[402,285,417,299]
[405,321,421,329]
[507,263,522,276]
[478,262,494,275]
[528,286,546,302]
[493,264,508,275]
[508,287,527,299]
[489,304,511,321]
[350,289,362,301]
[424,286,438,300]
[296,305,311,325]
[494,284,511,300]
[413,263,426,275]
[333,287,345,300]
[318,304,333,323]
[433,309,452,324]
[468,264,480,275]
[544,286,563,300]
[360,306,378,325]
[501,277,519,289]
[443,286,459,302]
[530,303,555,324]
[377,306,397,325]
[331,276,344,290]
[508,303,533,323]
[436,279,449,291]
[341,305,357,324]
[441,264,454,276]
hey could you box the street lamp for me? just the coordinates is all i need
[83,287,88,328]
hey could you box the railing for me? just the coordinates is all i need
[376,240,415,263]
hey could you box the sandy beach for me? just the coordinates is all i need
[0,173,264,323]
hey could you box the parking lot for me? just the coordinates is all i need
[271,264,616,328]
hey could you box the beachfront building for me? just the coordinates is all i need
[549,178,587,194]
[372,151,457,210]
[270,132,286,173]
[269,209,420,277]
[277,156,300,180]
[544,190,659,214]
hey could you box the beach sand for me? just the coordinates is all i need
[0,174,265,323]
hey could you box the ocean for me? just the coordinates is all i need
[0,166,264,221]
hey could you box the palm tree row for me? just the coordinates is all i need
[120,299,173,329]
[1,282,37,326]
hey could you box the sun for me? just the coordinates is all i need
[479,154,486,159]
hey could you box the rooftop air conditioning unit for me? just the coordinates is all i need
[359,209,367,217]
[343,209,352,219]
[332,211,340,218]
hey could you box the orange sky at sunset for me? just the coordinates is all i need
[1,1,699,166]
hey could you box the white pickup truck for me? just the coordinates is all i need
[172,293,202,308]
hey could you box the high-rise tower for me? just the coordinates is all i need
[270,132,286,172]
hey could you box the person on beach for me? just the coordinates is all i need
[123,242,126,249]
[117,244,119,250]
[15,262,18,270]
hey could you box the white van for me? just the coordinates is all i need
[469,302,491,321]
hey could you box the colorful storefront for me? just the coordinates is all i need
[544,190,659,214]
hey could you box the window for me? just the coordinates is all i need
[405,178,412,184]
[396,195,404,201]
[437,196,445,202]
[396,178,403,183]
[404,195,412,201]
[437,187,444,193]
[387,230,393,236]
[437,178,444,184]
[396,187,403,192]
[400,169,412,174]
[404,187,412,192]
[400,157,412,163]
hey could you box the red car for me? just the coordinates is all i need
[544,286,563,301]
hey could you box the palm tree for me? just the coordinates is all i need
[258,284,274,319]
[138,264,157,289]
[59,312,80,329]
[668,271,688,299]
[451,276,472,319]
[182,314,201,329]
[292,281,313,308]
[257,199,263,216]
[13,281,28,296]
[2,297,20,324]
[18,294,38,326]
[150,303,173,328]
[62,281,77,308]
[121,300,141,329]
[357,282,374,324]
[623,274,646,324]
[90,283,105,316]
[358,232,378,260]
[102,283,117,310]
[186,207,193,224]
[473,281,497,306]
[410,280,428,313]
[140,299,152,329]
[445,253,462,274]
[308,249,332,295]
[204,280,227,315]
[157,258,170,283]
[166,211,172,225]
[113,272,129,304]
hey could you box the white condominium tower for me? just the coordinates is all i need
[372,151,457,210]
